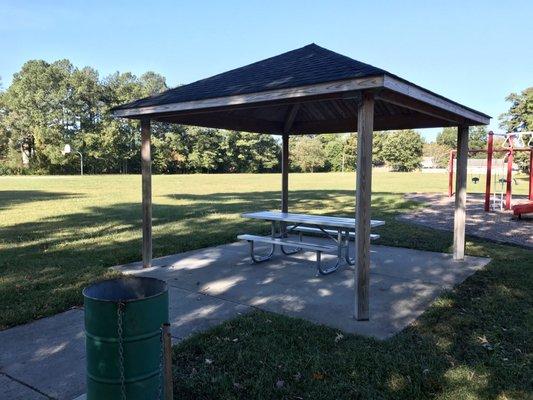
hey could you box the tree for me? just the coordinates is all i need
[423,142,449,168]
[0,60,81,170]
[436,126,488,158]
[320,134,346,171]
[436,127,457,148]
[499,87,533,173]
[381,130,424,171]
[499,87,533,132]
[372,131,387,166]
[222,131,280,173]
[343,133,357,171]
[290,136,326,172]
[187,127,226,172]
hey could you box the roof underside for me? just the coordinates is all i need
[112,44,490,134]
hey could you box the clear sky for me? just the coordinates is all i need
[1,0,531,141]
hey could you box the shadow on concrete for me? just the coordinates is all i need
[1,186,528,398]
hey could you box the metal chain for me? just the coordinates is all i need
[117,302,127,400]
[157,327,164,400]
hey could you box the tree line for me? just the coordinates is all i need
[0,59,530,174]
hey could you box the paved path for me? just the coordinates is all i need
[399,193,532,248]
[0,240,489,399]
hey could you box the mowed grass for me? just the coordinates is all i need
[0,171,457,329]
[1,172,531,399]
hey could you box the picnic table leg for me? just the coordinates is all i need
[248,221,276,263]
[345,229,355,265]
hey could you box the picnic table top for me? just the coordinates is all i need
[241,211,385,229]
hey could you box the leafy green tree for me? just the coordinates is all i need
[436,126,488,152]
[499,87,533,173]
[222,131,280,172]
[0,60,78,170]
[499,87,533,132]
[343,133,357,171]
[372,131,387,166]
[290,135,326,172]
[436,127,457,148]
[186,127,226,172]
[423,142,450,168]
[381,130,423,171]
[320,134,346,171]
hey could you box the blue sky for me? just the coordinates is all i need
[1,0,531,141]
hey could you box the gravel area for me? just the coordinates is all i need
[398,193,533,249]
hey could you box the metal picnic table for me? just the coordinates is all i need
[238,211,385,275]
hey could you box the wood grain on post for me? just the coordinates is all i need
[453,125,469,260]
[141,119,152,269]
[162,323,173,400]
[281,133,289,213]
[354,91,374,321]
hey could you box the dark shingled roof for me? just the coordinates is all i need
[113,43,387,111]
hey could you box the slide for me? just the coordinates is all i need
[512,201,533,219]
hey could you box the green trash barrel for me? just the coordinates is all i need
[83,277,169,400]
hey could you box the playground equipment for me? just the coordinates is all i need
[448,131,533,212]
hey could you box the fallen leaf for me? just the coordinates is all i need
[275,379,285,389]
[313,372,325,380]
[205,358,213,365]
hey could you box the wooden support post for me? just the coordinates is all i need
[162,323,173,400]
[453,125,469,261]
[141,119,152,268]
[280,133,289,236]
[354,91,374,321]
[280,104,298,236]
[281,133,289,213]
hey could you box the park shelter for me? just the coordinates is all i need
[112,44,490,320]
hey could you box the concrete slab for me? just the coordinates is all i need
[168,287,251,340]
[0,374,48,399]
[1,240,489,399]
[0,286,250,399]
[0,308,86,400]
[115,239,490,339]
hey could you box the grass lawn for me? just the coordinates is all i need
[0,172,531,398]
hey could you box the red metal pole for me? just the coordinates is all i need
[529,150,533,200]
[484,132,494,211]
[448,150,455,197]
[505,148,513,210]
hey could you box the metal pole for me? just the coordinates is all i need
[529,150,533,201]
[448,150,455,197]
[484,132,493,211]
[77,151,84,176]
[505,148,513,210]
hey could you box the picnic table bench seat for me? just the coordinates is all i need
[237,234,338,275]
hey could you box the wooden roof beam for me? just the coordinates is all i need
[283,103,300,133]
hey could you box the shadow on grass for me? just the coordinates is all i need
[0,188,530,398]
[170,247,531,399]
[0,190,79,210]
[0,189,439,329]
